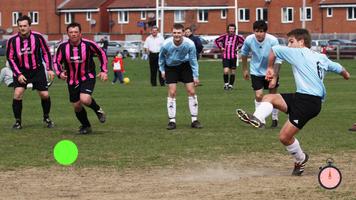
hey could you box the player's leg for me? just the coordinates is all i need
[149,53,158,86]
[38,90,54,128]
[167,83,177,130]
[12,87,25,129]
[269,79,279,128]
[222,59,230,90]
[228,59,237,90]
[73,100,92,134]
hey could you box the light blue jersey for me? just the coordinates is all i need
[272,46,343,100]
[159,37,199,78]
[240,33,282,76]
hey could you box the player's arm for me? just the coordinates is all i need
[6,38,22,77]
[89,41,108,81]
[214,35,224,50]
[326,58,350,80]
[188,44,199,86]
[266,50,276,81]
[240,41,250,80]
[158,48,166,79]
[53,44,67,80]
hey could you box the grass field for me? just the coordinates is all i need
[1,56,356,199]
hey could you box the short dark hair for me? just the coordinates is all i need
[185,27,192,31]
[227,24,236,32]
[287,28,311,48]
[173,23,184,31]
[253,20,268,32]
[17,15,32,26]
[66,22,82,32]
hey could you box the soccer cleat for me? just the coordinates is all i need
[223,84,229,90]
[236,109,250,124]
[348,123,356,131]
[271,119,278,128]
[12,121,22,129]
[292,153,309,176]
[43,118,55,128]
[191,120,203,129]
[236,108,265,128]
[166,122,176,130]
[79,126,92,134]
[96,108,106,123]
[228,84,233,90]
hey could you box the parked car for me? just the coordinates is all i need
[0,39,7,56]
[311,40,329,52]
[123,41,142,57]
[201,43,221,59]
[48,40,61,56]
[106,41,128,57]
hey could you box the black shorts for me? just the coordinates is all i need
[13,68,48,91]
[222,58,237,69]
[281,93,322,129]
[251,75,279,90]
[68,78,96,103]
[165,62,194,84]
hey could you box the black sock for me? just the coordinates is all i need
[12,99,22,122]
[223,74,229,84]
[229,74,235,85]
[88,98,100,112]
[41,97,51,119]
[75,108,91,127]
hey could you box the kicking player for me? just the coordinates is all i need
[6,15,55,129]
[214,24,244,90]
[236,29,350,175]
[240,20,281,128]
[54,22,108,134]
[159,23,202,130]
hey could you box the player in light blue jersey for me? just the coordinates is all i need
[240,20,282,128]
[159,23,202,130]
[236,29,350,176]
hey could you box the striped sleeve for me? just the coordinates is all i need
[87,40,108,73]
[6,36,22,76]
[214,34,226,49]
[236,35,245,49]
[53,43,65,76]
[36,33,52,71]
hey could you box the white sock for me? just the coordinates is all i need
[188,95,198,122]
[254,99,261,110]
[286,138,305,163]
[272,108,279,120]
[167,97,176,123]
[253,102,273,124]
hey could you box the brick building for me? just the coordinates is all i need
[0,0,355,40]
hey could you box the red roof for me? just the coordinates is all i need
[59,0,108,9]
[108,0,228,9]
[319,0,356,5]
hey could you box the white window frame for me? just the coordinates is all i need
[118,11,129,24]
[281,7,294,23]
[238,8,250,22]
[300,7,312,21]
[327,8,333,17]
[256,8,268,21]
[65,13,72,24]
[140,11,146,20]
[221,9,227,19]
[12,12,21,26]
[86,12,92,21]
[174,10,185,23]
[28,11,39,25]
[347,7,356,21]
[197,10,208,23]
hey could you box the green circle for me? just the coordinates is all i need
[53,140,78,166]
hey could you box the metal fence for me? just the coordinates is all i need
[312,33,356,40]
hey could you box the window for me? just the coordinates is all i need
[157,10,162,20]
[12,12,22,26]
[281,7,293,23]
[65,13,72,24]
[28,11,39,25]
[221,9,227,19]
[238,8,250,22]
[140,11,146,20]
[327,8,333,17]
[198,10,208,22]
[347,7,356,20]
[86,12,92,21]
[118,11,129,23]
[256,8,268,21]
[300,7,312,21]
[174,10,185,23]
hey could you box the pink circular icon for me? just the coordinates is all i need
[318,166,342,189]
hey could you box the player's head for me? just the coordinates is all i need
[172,23,184,45]
[17,15,32,37]
[253,20,268,42]
[227,24,236,35]
[287,28,311,48]
[151,26,159,37]
[66,23,82,44]
[184,27,193,37]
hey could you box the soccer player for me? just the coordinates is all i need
[240,20,281,128]
[6,15,55,129]
[53,22,108,134]
[159,23,202,130]
[236,29,350,176]
[214,24,244,90]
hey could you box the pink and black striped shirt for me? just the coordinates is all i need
[214,34,245,59]
[53,39,108,86]
[6,31,52,77]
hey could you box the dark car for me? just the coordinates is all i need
[201,43,222,59]
[0,39,7,56]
